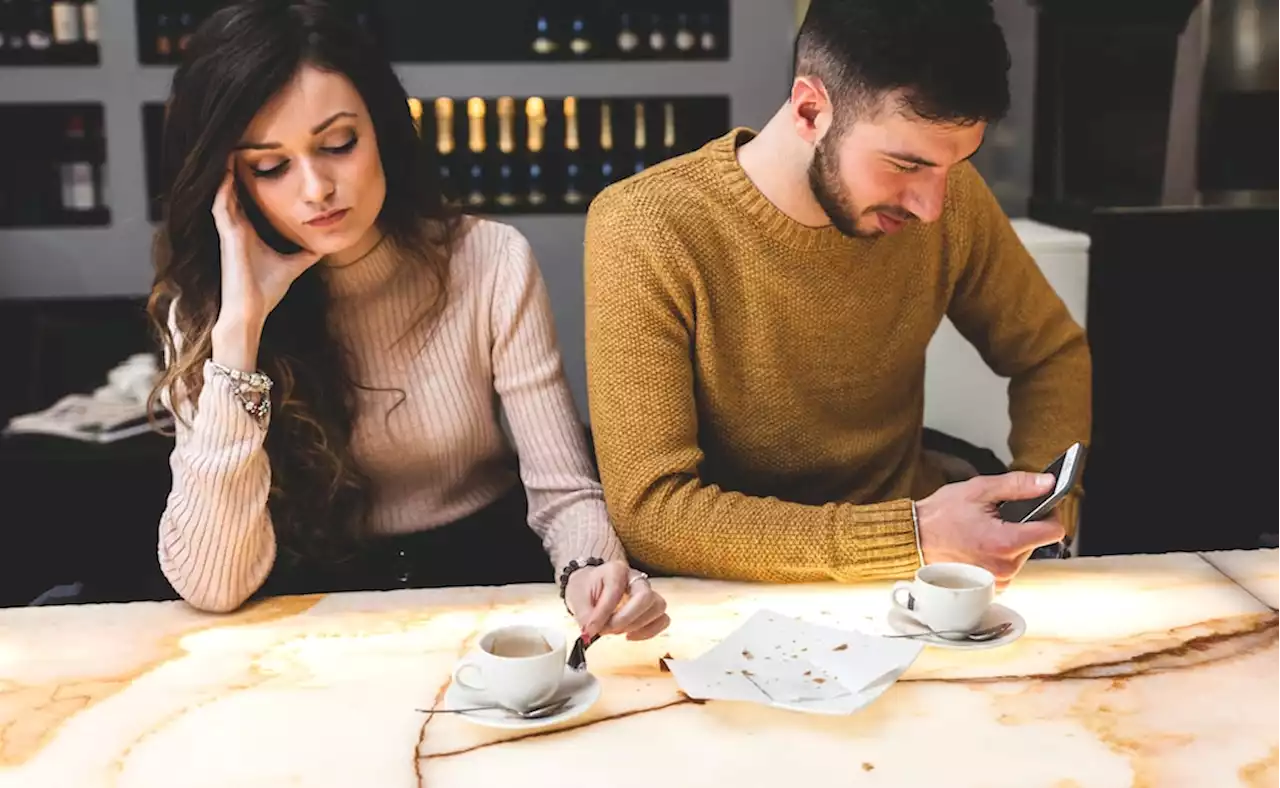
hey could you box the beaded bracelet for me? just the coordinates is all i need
[558,557,604,600]
[209,361,273,424]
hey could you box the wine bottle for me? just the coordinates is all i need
[434,97,457,200]
[674,13,695,54]
[662,101,677,160]
[599,101,616,188]
[495,96,519,208]
[3,0,28,51]
[465,97,487,207]
[698,13,717,53]
[646,14,665,54]
[60,113,96,211]
[177,9,197,52]
[616,12,638,56]
[525,97,547,207]
[155,12,172,58]
[407,97,424,137]
[531,13,556,56]
[51,0,81,45]
[562,97,583,206]
[568,13,591,56]
[80,0,97,44]
[26,0,51,51]
[632,101,648,174]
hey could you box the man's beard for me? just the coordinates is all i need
[807,133,915,238]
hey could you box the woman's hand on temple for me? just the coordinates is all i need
[211,166,321,369]
[565,560,670,641]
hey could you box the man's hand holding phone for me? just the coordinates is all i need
[210,167,321,371]
[915,472,1067,589]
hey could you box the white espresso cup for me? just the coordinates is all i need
[452,625,567,711]
[891,563,996,639]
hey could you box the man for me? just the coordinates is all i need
[584,0,1091,585]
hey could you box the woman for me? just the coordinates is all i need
[148,0,668,643]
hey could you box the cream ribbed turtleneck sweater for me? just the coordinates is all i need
[159,219,624,612]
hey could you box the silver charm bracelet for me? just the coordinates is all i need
[208,361,273,423]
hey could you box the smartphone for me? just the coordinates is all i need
[234,174,304,256]
[997,442,1086,523]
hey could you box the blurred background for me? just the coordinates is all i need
[0,0,1275,606]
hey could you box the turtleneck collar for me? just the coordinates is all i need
[318,233,399,299]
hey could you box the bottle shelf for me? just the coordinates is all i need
[427,94,729,214]
[0,1,100,66]
[134,0,728,65]
[0,103,110,228]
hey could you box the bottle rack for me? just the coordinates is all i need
[0,0,100,66]
[420,94,728,214]
[0,103,109,227]
[134,0,729,65]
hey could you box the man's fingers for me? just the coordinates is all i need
[999,518,1066,557]
[973,471,1055,505]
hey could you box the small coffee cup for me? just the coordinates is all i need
[891,563,995,639]
[452,625,566,711]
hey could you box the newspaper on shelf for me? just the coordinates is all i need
[3,353,172,443]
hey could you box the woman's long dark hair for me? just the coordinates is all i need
[148,0,459,563]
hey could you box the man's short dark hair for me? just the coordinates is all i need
[795,0,1011,125]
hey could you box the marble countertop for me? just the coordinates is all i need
[0,550,1275,788]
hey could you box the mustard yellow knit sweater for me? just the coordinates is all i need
[584,129,1091,583]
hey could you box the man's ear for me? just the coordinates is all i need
[788,76,834,145]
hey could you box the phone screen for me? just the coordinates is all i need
[997,448,1074,523]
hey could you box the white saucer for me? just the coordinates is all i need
[437,666,601,730]
[886,603,1026,650]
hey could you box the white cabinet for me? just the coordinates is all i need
[923,219,1090,462]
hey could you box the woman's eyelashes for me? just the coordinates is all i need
[248,134,359,179]
[322,133,358,154]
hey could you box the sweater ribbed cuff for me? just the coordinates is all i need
[911,500,925,566]
[830,499,922,582]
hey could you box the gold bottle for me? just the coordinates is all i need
[465,97,487,206]
[435,98,455,155]
[495,96,518,208]
[662,101,676,157]
[434,98,457,199]
[407,97,424,137]
[564,97,583,205]
[526,97,548,206]
[600,102,617,186]
[633,101,648,174]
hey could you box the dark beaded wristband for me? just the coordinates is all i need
[559,557,605,600]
